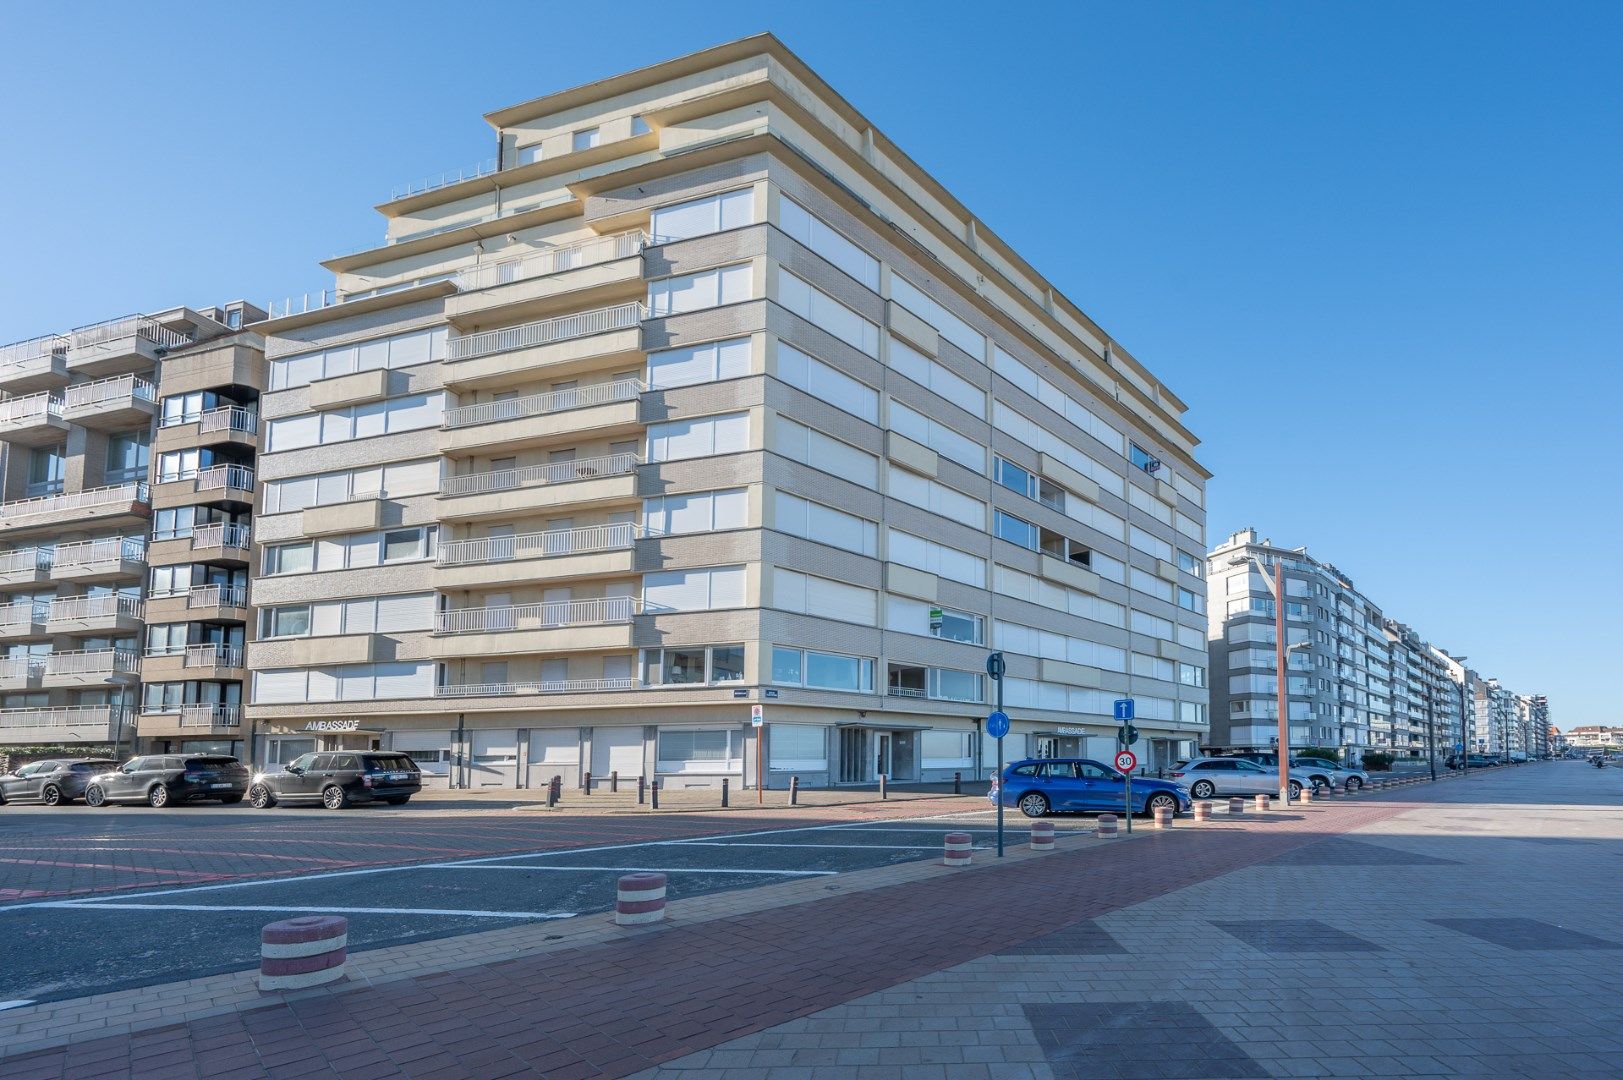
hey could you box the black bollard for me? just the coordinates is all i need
[879,773,888,800]
[789,775,799,806]
[721,777,729,807]
[650,780,659,810]
[583,770,592,794]
[638,775,646,805]
[610,770,619,794]
[953,771,961,795]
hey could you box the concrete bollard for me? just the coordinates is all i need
[721,777,729,807]
[650,780,659,810]
[615,872,667,926]
[1254,794,1272,812]
[1152,805,1172,829]
[1228,797,1245,815]
[789,775,799,806]
[943,831,973,866]
[1194,801,1212,822]
[1029,820,1055,851]
[260,915,347,992]
[1097,813,1119,837]
[1300,785,1313,803]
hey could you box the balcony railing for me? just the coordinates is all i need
[179,703,242,728]
[0,391,63,425]
[0,547,52,575]
[186,643,244,669]
[0,600,48,630]
[0,704,127,731]
[46,648,140,677]
[48,594,145,622]
[52,535,146,571]
[63,373,157,411]
[440,452,639,499]
[0,334,69,369]
[0,655,44,681]
[198,406,259,435]
[446,301,645,362]
[434,595,647,635]
[443,378,644,430]
[391,157,498,201]
[187,583,247,609]
[196,464,256,493]
[69,314,192,352]
[435,678,636,697]
[438,522,643,568]
[452,230,648,292]
[192,522,252,551]
[0,482,149,523]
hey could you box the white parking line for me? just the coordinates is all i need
[0,999,34,1011]
[665,841,971,850]
[426,864,836,876]
[29,903,574,919]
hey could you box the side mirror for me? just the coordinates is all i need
[287,766,303,775]
[122,765,136,774]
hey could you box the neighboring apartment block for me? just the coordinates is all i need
[243,34,1212,788]
[0,305,263,758]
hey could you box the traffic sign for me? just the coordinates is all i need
[1117,723,1139,748]
[1115,750,1138,773]
[1113,698,1135,721]
[1455,743,1465,752]
[986,710,1010,739]
[750,704,764,728]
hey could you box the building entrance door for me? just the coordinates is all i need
[838,727,868,783]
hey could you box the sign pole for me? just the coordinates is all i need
[750,704,764,802]
[1115,698,1137,834]
[987,653,1007,858]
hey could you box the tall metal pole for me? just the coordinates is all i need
[995,665,1005,858]
[1275,561,1290,804]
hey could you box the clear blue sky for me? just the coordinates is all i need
[2,2,1617,727]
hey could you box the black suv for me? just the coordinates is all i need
[249,751,421,810]
[85,755,250,808]
[0,758,120,805]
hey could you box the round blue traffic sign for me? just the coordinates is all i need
[986,710,1010,739]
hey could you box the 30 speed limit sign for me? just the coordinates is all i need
[1114,750,1138,773]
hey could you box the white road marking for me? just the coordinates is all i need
[0,999,34,1011]
[426,864,836,876]
[664,841,977,850]
[28,903,573,919]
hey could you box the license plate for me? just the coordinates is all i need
[388,773,409,781]
[210,782,232,788]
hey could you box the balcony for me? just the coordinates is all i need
[146,583,249,622]
[0,546,52,590]
[46,593,145,634]
[51,536,146,583]
[431,596,647,659]
[0,391,68,445]
[0,481,151,538]
[0,335,70,394]
[391,157,498,202]
[196,464,256,498]
[436,521,642,589]
[0,654,44,691]
[67,315,192,377]
[188,522,253,561]
[442,301,644,389]
[435,678,635,698]
[438,452,639,521]
[0,600,48,640]
[441,378,644,454]
[143,643,244,679]
[43,647,141,687]
[0,704,128,744]
[137,703,243,736]
[62,374,158,430]
[453,230,648,293]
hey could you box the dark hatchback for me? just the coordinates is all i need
[249,751,422,810]
[0,758,121,805]
[85,755,251,808]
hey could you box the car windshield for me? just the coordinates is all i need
[364,755,417,773]
[71,762,117,773]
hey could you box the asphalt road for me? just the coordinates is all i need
[0,799,1087,1006]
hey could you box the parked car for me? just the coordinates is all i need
[248,751,421,810]
[1169,757,1320,800]
[0,758,121,806]
[84,755,250,807]
[1291,756,1370,793]
[997,758,1191,818]
[1446,754,1502,769]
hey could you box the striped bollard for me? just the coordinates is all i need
[943,832,974,866]
[1228,797,1245,816]
[1029,821,1055,851]
[1318,786,1333,800]
[1096,813,1119,838]
[1152,805,1172,829]
[1253,794,1271,812]
[1193,801,1212,822]
[260,915,347,992]
[615,872,668,926]
[1300,785,1313,803]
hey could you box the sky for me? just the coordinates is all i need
[1,1,1617,727]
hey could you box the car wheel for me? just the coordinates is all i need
[322,785,350,810]
[248,784,277,809]
[148,784,170,808]
[384,796,411,806]
[0,789,7,806]
[84,785,106,807]
[1017,792,1049,818]
[1346,776,1363,792]
[218,794,244,805]
[40,785,62,807]
[1288,779,1303,800]
[1190,779,1216,799]
[1145,792,1179,816]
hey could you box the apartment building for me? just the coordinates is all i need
[0,304,262,757]
[1565,726,1618,751]
[1382,620,1460,761]
[243,34,1212,789]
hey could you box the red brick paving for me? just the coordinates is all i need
[0,802,1412,1078]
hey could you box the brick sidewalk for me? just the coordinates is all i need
[0,794,1417,1079]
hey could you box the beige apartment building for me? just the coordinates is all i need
[245,34,1212,788]
[0,304,263,759]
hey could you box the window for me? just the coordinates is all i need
[650,189,754,243]
[630,115,650,136]
[1130,567,1174,603]
[644,488,748,535]
[889,400,983,470]
[1179,663,1206,687]
[921,730,974,769]
[263,528,434,574]
[641,644,744,685]
[642,566,747,611]
[884,596,984,644]
[991,401,1125,500]
[769,723,827,770]
[889,274,984,359]
[515,143,542,166]
[773,417,878,488]
[252,662,436,703]
[1130,443,1160,474]
[778,197,879,290]
[887,465,983,524]
[1132,610,1174,640]
[263,460,439,513]
[266,393,444,452]
[153,506,197,541]
[646,337,751,389]
[1129,525,1173,561]
[776,343,878,422]
[646,412,750,463]
[27,446,64,496]
[772,568,876,625]
[994,510,1039,551]
[571,126,600,152]
[106,431,150,483]
[771,647,874,692]
[776,270,879,356]
[886,529,985,588]
[648,264,752,317]
[270,606,311,638]
[773,491,877,556]
[656,728,740,773]
[262,594,434,638]
[887,338,984,416]
[161,391,213,426]
[1177,550,1204,578]
[383,530,425,562]
[992,347,1126,455]
[268,327,447,391]
[993,619,1127,672]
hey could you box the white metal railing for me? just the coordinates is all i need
[452,230,648,292]
[69,314,192,352]
[197,406,258,434]
[186,643,244,669]
[192,522,252,550]
[0,704,126,730]
[435,678,636,697]
[196,464,255,492]
[63,373,157,411]
[440,452,639,498]
[0,481,149,522]
[0,600,48,629]
[45,648,140,677]
[187,583,247,609]
[447,301,645,362]
[443,378,643,430]
[266,290,344,320]
[51,535,146,570]
[886,686,928,699]
[0,655,44,681]
[0,334,69,368]
[0,547,51,575]
[0,391,63,426]
[438,522,642,568]
[180,703,242,728]
[391,157,498,201]
[434,595,646,635]
[48,594,144,622]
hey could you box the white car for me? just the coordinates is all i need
[1170,757,1320,801]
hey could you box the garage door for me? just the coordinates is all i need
[526,727,580,789]
[589,726,644,780]
[470,729,518,787]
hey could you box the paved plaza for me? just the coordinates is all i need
[1,762,1618,1078]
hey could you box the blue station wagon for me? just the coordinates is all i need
[997,758,1192,818]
